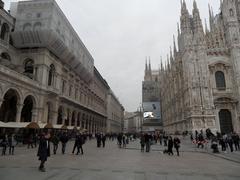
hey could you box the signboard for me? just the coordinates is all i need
[142,102,161,120]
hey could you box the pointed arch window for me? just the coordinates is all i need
[0,23,10,41]
[24,59,34,79]
[215,71,226,90]
[48,64,55,86]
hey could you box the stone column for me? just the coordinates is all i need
[31,108,38,123]
[51,110,58,125]
[89,121,92,134]
[16,104,23,122]
[68,110,72,127]
[74,114,77,127]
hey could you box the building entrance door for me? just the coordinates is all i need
[219,109,233,134]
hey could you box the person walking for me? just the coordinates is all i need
[51,134,59,155]
[227,134,234,152]
[8,134,17,155]
[140,134,145,152]
[219,136,226,152]
[96,133,101,148]
[145,133,151,152]
[167,136,174,155]
[101,134,106,148]
[122,134,126,148]
[60,132,68,154]
[37,132,50,172]
[27,134,34,149]
[232,132,240,151]
[117,133,122,148]
[1,134,8,156]
[76,133,84,155]
[72,133,79,154]
[173,136,181,156]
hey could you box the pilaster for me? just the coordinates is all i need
[16,104,23,122]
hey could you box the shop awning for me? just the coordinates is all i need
[39,123,53,129]
[0,121,6,127]
[53,124,67,129]
[0,122,39,129]
[67,126,77,130]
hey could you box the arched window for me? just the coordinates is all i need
[24,59,34,78]
[1,52,11,61]
[230,9,234,17]
[23,23,32,31]
[215,71,226,89]
[0,23,10,40]
[48,64,55,86]
[33,22,42,31]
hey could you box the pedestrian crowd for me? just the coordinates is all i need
[139,133,181,156]
[190,129,240,153]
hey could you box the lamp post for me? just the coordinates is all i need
[139,103,143,133]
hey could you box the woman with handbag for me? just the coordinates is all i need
[173,137,181,156]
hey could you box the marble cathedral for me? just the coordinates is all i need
[158,0,240,134]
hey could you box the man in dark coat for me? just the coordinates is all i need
[37,132,50,172]
[96,133,101,148]
[72,133,79,154]
[60,132,68,154]
[167,136,174,155]
[173,137,181,156]
[76,133,84,155]
[51,134,59,155]
[145,133,151,152]
[101,134,106,148]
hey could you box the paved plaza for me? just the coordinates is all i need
[0,139,240,180]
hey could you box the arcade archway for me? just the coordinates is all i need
[0,89,20,122]
[21,95,35,122]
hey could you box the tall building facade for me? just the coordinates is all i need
[0,0,124,133]
[124,111,142,133]
[142,59,162,131]
[159,0,240,134]
[106,90,124,133]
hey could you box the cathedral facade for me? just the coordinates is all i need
[159,0,240,134]
[0,0,124,133]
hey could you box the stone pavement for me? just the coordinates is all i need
[0,139,240,180]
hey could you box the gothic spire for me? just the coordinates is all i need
[205,18,209,33]
[208,4,214,31]
[145,57,148,73]
[180,0,191,34]
[173,35,177,56]
[160,56,164,71]
[170,46,173,63]
[148,57,152,72]
[192,0,204,34]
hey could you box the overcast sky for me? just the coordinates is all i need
[4,0,220,112]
